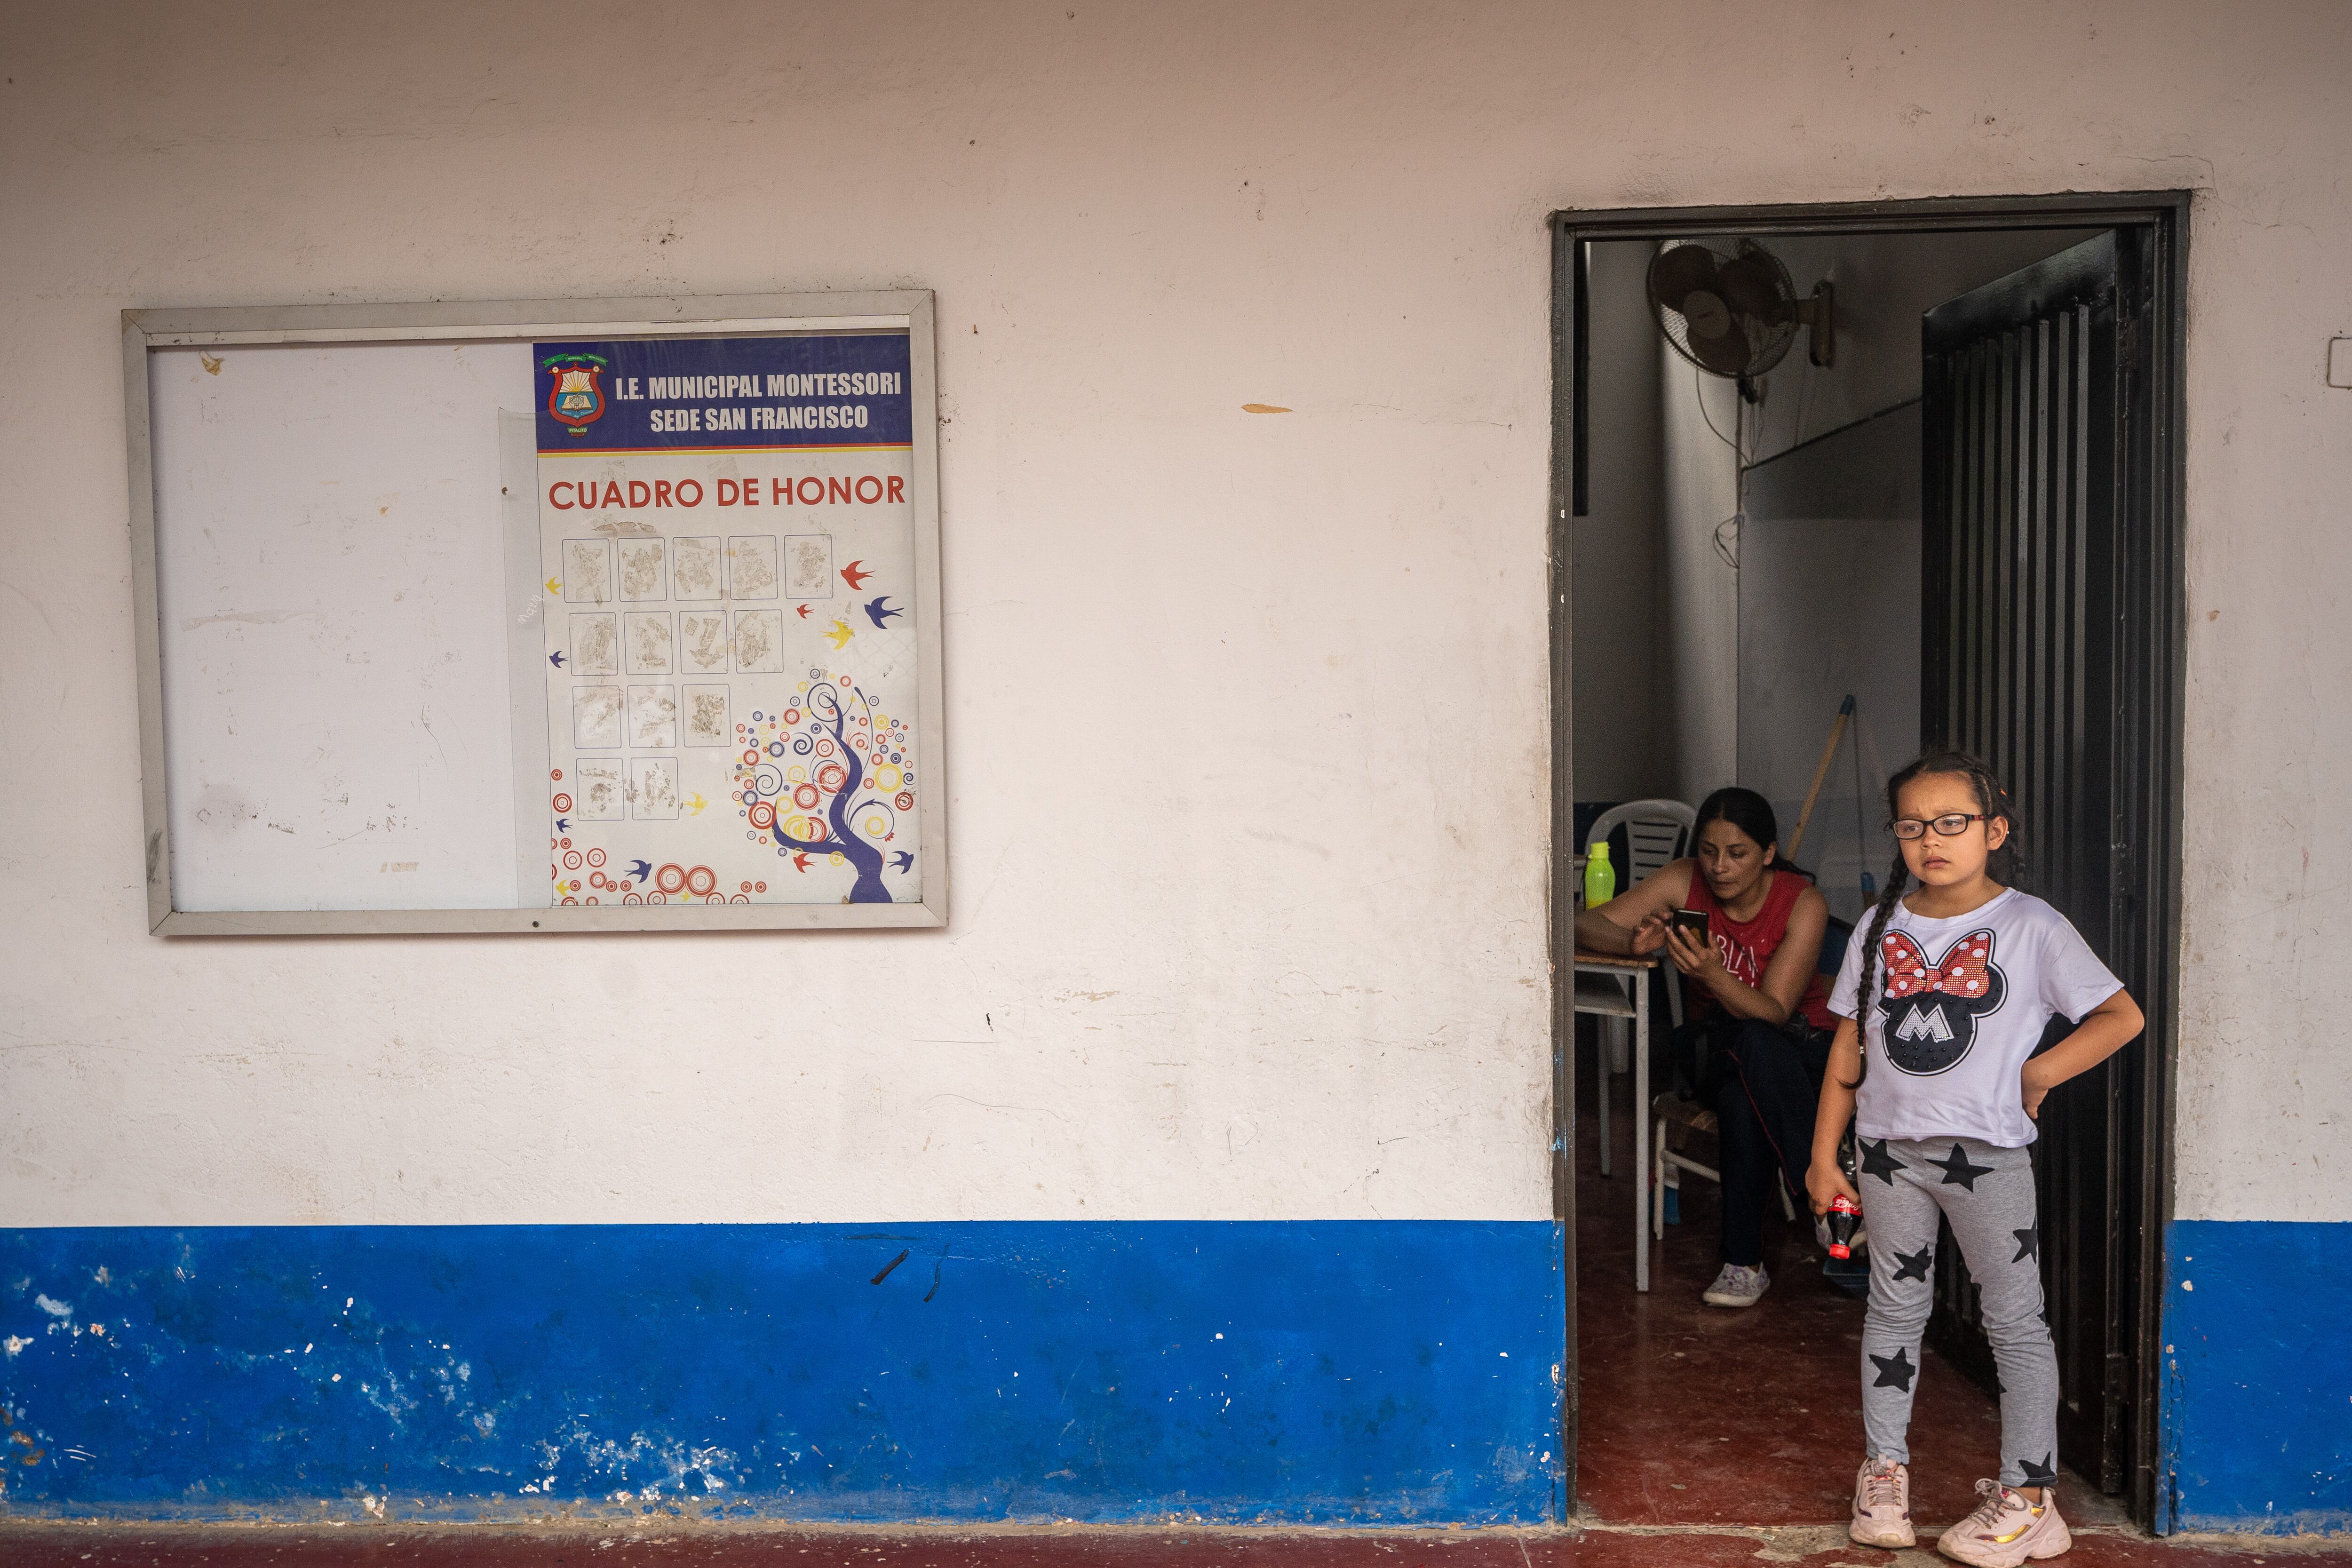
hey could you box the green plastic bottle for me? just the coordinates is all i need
[1583,840,1616,910]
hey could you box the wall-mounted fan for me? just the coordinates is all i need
[1647,239,1833,380]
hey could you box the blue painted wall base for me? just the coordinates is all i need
[2160,1219,2351,1536]
[0,1223,1563,1525]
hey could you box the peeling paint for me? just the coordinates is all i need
[0,1223,1560,1524]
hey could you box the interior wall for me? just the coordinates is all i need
[1719,229,2095,923]
[1658,341,1742,806]
[1571,243,1669,805]
[1737,404,1923,926]
[1738,229,2104,465]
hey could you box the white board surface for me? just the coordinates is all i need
[150,342,532,910]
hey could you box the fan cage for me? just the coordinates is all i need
[1648,239,1800,379]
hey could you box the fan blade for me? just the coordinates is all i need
[1648,245,1720,312]
[1686,326,1754,377]
[1716,252,1793,325]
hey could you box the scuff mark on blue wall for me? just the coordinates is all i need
[2156,1219,2350,1536]
[0,1222,1562,1525]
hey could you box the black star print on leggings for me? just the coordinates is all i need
[1891,1244,1934,1282]
[2018,1453,2059,1487]
[1869,1347,1916,1392]
[1933,1143,1996,1191]
[2012,1224,2040,1263]
[1859,1137,1907,1185]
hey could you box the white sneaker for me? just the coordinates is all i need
[1850,1455,1915,1548]
[1935,1478,2072,1566]
[1701,1261,1770,1307]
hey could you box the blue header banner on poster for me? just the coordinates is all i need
[534,334,914,453]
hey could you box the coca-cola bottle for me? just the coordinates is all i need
[1826,1194,1863,1260]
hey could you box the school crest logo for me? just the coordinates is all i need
[543,352,609,435]
[1876,928,2006,1074]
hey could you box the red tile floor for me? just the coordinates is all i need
[1568,1015,2120,1529]
[0,1030,2340,1566]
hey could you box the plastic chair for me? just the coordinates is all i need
[1583,797,1696,1035]
[1582,798,1699,900]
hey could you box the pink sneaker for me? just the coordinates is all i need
[1935,1478,2073,1566]
[1850,1454,1915,1548]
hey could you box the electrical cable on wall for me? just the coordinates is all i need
[1652,237,1835,579]
[1693,364,1748,571]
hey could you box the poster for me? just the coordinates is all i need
[533,334,921,908]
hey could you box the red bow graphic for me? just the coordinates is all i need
[1880,929,1997,1002]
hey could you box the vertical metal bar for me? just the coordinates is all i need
[1633,974,1650,1295]
[2080,300,2099,906]
[2031,317,2053,899]
[2060,305,2079,907]
[1972,339,1997,751]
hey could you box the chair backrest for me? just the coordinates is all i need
[1820,913,1855,978]
[1583,798,1697,887]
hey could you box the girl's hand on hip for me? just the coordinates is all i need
[1806,1157,1860,1217]
[2021,1059,2056,1120]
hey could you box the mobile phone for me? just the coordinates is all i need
[1670,909,1711,944]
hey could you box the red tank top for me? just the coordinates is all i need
[1681,868,1835,1029]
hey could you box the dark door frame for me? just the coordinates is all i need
[1546,192,2188,1527]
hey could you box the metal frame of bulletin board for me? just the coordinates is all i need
[122,291,946,936]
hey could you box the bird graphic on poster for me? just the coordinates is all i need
[627,859,653,882]
[840,559,875,589]
[862,595,904,629]
[889,851,914,873]
[792,852,812,872]
[548,651,566,669]
[555,817,570,833]
[685,793,707,816]
[545,577,561,595]
[824,619,855,649]
[795,604,811,619]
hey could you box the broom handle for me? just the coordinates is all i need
[1786,695,1855,861]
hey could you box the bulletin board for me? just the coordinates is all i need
[122,292,946,935]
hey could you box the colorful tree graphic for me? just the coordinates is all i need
[732,671,913,903]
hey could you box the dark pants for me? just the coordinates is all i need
[1670,1013,1833,1268]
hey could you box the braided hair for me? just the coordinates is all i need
[1841,749,2023,1090]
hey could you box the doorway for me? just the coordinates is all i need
[1547,195,2186,1528]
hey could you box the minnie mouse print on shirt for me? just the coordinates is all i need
[1877,927,2008,1074]
[1829,888,2124,1148]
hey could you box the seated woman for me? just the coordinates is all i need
[1573,787,1832,1309]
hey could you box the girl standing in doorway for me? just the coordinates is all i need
[1573,787,1834,1308]
[1809,752,2142,1566]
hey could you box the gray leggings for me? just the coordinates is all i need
[1857,1136,2058,1489]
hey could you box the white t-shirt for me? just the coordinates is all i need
[1828,887,2123,1148]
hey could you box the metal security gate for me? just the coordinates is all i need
[1919,228,2173,1504]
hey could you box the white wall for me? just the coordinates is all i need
[1,1,2346,1229]
[1659,343,1743,805]
[1572,243,1670,805]
[1737,406,1922,927]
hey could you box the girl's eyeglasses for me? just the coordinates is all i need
[1891,813,1992,841]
